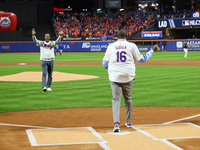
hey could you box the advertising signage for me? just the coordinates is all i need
[105,0,121,8]
[157,18,200,28]
[191,11,200,18]
[0,41,159,53]
[166,40,200,51]
[141,31,162,38]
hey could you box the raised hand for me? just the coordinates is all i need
[152,44,159,52]
[59,30,64,36]
[32,28,36,35]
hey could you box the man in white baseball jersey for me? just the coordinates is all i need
[102,29,158,132]
[32,28,63,92]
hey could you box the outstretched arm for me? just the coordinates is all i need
[32,28,43,46]
[53,36,62,46]
[52,30,63,47]
[139,45,158,63]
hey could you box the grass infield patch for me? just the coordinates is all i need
[0,65,199,113]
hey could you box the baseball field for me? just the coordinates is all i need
[0,51,200,150]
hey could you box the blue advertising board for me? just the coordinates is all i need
[157,18,200,28]
[0,42,111,52]
[138,47,153,51]
[0,42,40,52]
[55,42,111,52]
[141,31,162,38]
[166,40,200,51]
[0,41,158,53]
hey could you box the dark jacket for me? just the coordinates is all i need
[184,43,188,48]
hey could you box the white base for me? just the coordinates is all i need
[106,131,131,135]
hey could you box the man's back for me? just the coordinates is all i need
[104,39,143,83]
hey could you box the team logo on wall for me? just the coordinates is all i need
[0,17,11,28]
[192,11,199,18]
[176,41,183,48]
[182,20,190,26]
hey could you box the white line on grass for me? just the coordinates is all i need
[163,114,200,124]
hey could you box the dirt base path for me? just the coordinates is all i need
[0,60,200,66]
[0,107,200,150]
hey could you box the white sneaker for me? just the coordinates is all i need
[47,87,52,91]
[43,87,46,92]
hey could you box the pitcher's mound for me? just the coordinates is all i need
[0,71,99,82]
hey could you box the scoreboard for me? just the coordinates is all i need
[105,0,121,8]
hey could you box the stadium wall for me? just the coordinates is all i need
[0,40,200,53]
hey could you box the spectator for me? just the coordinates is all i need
[52,11,156,38]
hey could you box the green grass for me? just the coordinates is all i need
[0,51,200,63]
[0,51,200,113]
[0,64,200,113]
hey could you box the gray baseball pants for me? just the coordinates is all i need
[110,79,134,124]
[41,60,54,88]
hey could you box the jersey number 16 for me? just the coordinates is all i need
[116,51,127,62]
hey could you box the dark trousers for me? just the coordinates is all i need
[41,60,54,88]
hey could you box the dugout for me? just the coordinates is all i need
[161,27,200,39]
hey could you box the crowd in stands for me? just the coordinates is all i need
[159,8,200,19]
[160,11,191,19]
[52,11,156,38]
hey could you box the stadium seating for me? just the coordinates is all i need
[52,11,156,38]
[160,10,191,19]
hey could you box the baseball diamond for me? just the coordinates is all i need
[0,58,200,150]
[1,0,200,149]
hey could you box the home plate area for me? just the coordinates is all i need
[26,123,200,150]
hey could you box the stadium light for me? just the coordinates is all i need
[151,3,155,7]
[120,8,124,11]
[156,3,159,6]
[144,4,148,7]
[97,8,101,11]
[138,4,142,7]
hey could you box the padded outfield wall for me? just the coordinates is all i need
[0,40,200,52]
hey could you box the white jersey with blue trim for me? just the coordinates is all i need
[103,39,143,83]
[32,35,62,60]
